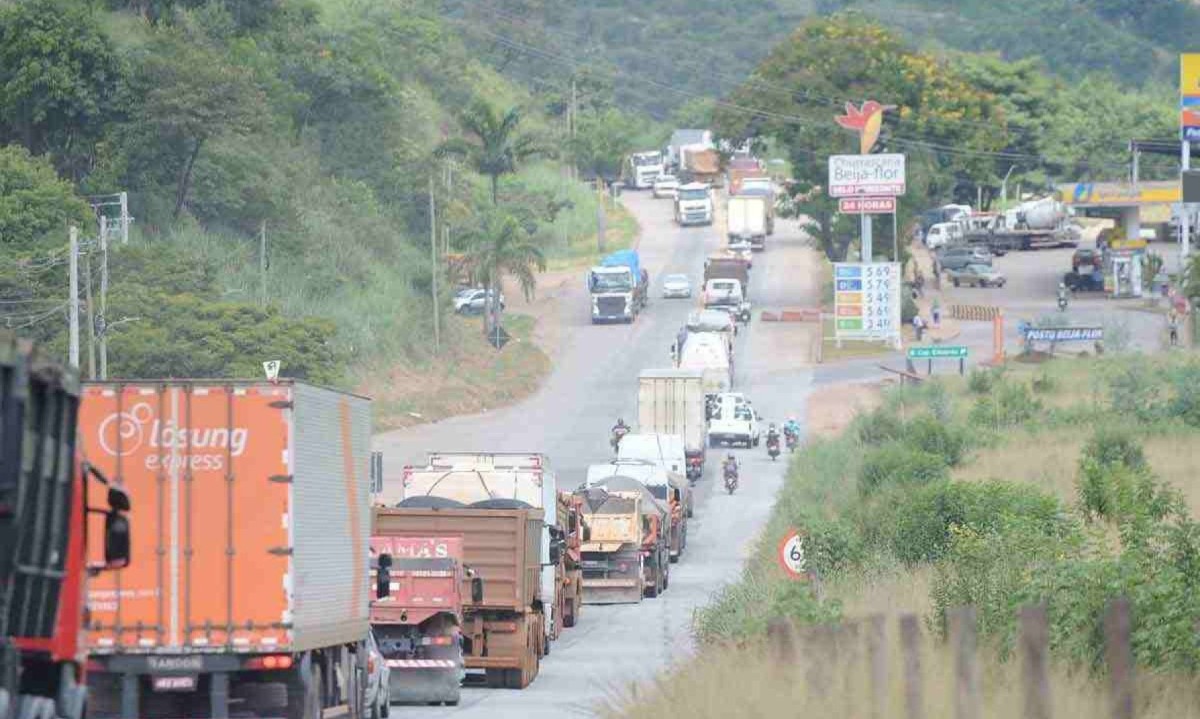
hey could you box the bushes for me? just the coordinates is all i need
[968,378,1042,429]
[857,442,949,495]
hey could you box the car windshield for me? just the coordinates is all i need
[633,153,662,166]
[657,176,677,184]
[678,188,708,200]
[665,274,688,285]
[592,272,633,292]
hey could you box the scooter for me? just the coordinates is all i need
[784,431,798,454]
[723,465,739,495]
[767,436,780,461]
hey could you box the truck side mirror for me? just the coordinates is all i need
[104,511,131,569]
[471,576,484,603]
[376,553,392,599]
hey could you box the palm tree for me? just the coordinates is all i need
[436,99,543,205]
[462,212,546,338]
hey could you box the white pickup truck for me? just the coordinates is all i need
[707,393,761,448]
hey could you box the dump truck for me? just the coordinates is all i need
[727,195,769,251]
[587,461,690,562]
[0,334,131,719]
[726,156,764,196]
[80,380,372,719]
[587,249,649,323]
[555,492,584,628]
[369,535,477,706]
[374,503,545,689]
[680,146,722,187]
[637,369,707,480]
[401,451,570,643]
[575,478,670,604]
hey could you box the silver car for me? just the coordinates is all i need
[365,629,391,718]
[661,273,692,298]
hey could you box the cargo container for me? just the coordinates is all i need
[0,334,131,719]
[79,380,372,719]
[637,369,707,480]
[373,504,544,689]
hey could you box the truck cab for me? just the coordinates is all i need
[587,250,648,324]
[704,278,744,310]
[625,151,665,190]
[674,183,713,226]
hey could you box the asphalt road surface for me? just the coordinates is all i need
[372,190,822,717]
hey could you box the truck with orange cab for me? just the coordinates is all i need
[0,334,131,719]
[370,535,480,706]
[78,380,372,719]
[374,503,545,689]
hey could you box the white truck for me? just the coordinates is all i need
[677,332,732,397]
[400,452,562,645]
[674,182,714,226]
[625,151,665,190]
[708,393,761,448]
[727,195,768,251]
[637,369,707,481]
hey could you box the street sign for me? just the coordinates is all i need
[839,196,896,214]
[828,154,906,198]
[777,529,809,580]
[834,262,901,341]
[907,345,968,359]
[262,360,280,382]
[1024,327,1103,342]
[1182,54,1200,141]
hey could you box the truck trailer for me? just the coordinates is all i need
[79,380,372,719]
[636,369,707,480]
[0,334,131,719]
[374,504,545,689]
[727,195,769,250]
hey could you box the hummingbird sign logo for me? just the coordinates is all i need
[835,101,894,154]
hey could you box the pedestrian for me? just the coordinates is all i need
[1168,310,1180,347]
[931,299,941,328]
[912,313,926,342]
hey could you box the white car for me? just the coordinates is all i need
[707,395,761,448]
[661,273,692,298]
[453,288,505,314]
[653,174,680,198]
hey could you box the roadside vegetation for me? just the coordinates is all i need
[615,354,1200,717]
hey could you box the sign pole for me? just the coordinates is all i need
[892,209,899,261]
[1183,142,1191,261]
[861,213,872,261]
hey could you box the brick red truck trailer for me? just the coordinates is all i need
[78,380,372,719]
[0,334,131,719]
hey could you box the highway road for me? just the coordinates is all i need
[372,190,823,717]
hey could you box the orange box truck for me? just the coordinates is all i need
[77,380,372,719]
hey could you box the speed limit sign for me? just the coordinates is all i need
[778,529,809,580]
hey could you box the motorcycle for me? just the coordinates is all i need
[766,436,780,461]
[784,431,798,453]
[723,464,739,495]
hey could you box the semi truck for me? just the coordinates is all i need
[674,183,714,226]
[677,332,733,397]
[80,380,372,719]
[554,492,584,629]
[369,535,476,706]
[636,369,707,481]
[0,334,131,719]
[374,504,545,689]
[574,479,670,604]
[733,177,776,235]
[726,156,764,196]
[401,452,569,644]
[587,249,649,323]
[962,197,1080,251]
[727,195,769,251]
[679,147,722,187]
[586,461,690,562]
[665,129,713,172]
[624,151,665,190]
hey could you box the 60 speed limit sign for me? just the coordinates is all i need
[777,529,809,580]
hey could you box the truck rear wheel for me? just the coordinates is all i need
[287,662,322,719]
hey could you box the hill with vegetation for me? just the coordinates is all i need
[0,0,641,411]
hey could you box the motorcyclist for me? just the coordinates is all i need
[1057,282,1069,310]
[783,417,801,441]
[766,423,780,447]
[611,418,630,450]
[722,453,739,477]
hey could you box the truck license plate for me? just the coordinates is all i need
[152,676,197,692]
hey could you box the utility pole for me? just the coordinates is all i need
[1183,139,1192,260]
[68,226,79,368]
[119,191,130,244]
[430,175,440,355]
[84,249,96,379]
[259,221,267,307]
[99,215,109,380]
[596,177,607,253]
[571,78,578,182]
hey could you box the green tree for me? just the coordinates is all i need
[0,0,121,181]
[437,100,544,205]
[569,108,638,181]
[461,211,545,335]
[121,30,265,219]
[0,145,92,254]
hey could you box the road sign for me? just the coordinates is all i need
[262,360,281,382]
[777,529,808,580]
[1024,327,1103,342]
[828,154,906,198]
[833,262,901,341]
[907,345,968,359]
[1182,54,1200,141]
[839,196,896,214]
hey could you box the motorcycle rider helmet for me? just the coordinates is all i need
[727,453,736,461]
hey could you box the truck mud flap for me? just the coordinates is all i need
[386,661,462,706]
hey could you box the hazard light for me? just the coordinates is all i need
[244,654,294,671]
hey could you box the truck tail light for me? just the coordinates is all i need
[420,635,454,646]
[244,654,294,671]
[367,654,376,674]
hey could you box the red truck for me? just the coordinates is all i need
[0,334,131,719]
[370,535,480,706]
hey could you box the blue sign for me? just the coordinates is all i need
[1024,326,1103,342]
[835,265,862,279]
[836,279,862,291]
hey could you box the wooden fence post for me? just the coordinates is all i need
[1019,604,1052,719]
[1105,598,1134,719]
[866,614,888,719]
[900,614,924,719]
[949,606,981,719]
